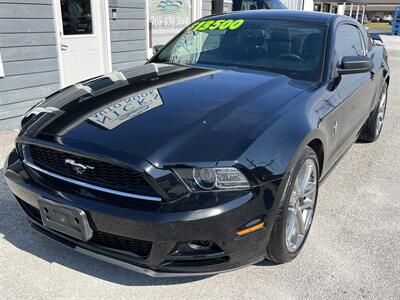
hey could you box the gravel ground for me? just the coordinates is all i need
[0,36,399,300]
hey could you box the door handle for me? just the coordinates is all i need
[61,44,68,51]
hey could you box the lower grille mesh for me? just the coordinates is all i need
[90,231,153,258]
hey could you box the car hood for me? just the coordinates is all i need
[23,63,312,167]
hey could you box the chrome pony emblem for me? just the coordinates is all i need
[65,158,94,175]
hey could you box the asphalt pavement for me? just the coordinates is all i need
[0,36,399,300]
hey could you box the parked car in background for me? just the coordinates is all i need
[4,11,390,277]
[351,13,368,24]
[382,14,393,23]
[371,16,382,22]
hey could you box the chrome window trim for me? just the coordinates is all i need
[23,160,162,202]
[357,27,367,55]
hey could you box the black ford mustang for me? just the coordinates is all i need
[4,11,390,277]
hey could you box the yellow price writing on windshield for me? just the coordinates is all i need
[188,19,245,32]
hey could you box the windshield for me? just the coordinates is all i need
[152,18,326,81]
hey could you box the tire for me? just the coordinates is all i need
[266,146,319,264]
[358,82,388,143]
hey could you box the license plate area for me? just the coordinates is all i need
[38,198,93,242]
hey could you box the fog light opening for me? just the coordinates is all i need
[188,240,211,251]
[167,240,224,261]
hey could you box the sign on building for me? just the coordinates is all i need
[148,0,194,48]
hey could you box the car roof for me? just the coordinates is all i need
[208,10,344,25]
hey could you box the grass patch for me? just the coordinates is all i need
[364,22,392,31]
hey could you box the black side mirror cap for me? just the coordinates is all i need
[337,56,373,75]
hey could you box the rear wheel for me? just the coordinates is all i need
[358,82,388,143]
[266,147,319,263]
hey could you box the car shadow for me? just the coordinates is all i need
[254,260,278,267]
[0,170,212,286]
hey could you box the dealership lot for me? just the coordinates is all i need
[0,36,399,299]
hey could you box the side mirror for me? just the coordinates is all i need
[337,56,373,75]
[153,45,165,55]
[370,33,384,46]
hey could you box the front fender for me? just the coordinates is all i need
[218,89,328,187]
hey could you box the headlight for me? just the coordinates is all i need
[174,167,250,192]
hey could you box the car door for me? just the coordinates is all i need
[364,31,383,109]
[328,23,375,160]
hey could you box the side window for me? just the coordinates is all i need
[335,24,365,62]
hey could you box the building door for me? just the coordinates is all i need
[146,0,201,57]
[53,0,111,87]
[322,3,331,12]
[212,0,224,14]
[314,3,322,11]
[232,0,288,10]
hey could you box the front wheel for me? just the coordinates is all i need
[266,147,319,263]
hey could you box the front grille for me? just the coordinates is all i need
[29,145,157,196]
[90,231,153,258]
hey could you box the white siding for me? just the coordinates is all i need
[281,0,304,10]
[0,0,60,129]
[203,0,213,16]
[108,0,148,71]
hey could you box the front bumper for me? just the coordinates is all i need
[4,149,278,276]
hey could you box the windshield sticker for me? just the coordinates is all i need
[188,19,244,31]
[88,89,163,130]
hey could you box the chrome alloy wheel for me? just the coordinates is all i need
[376,84,387,136]
[285,159,317,252]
